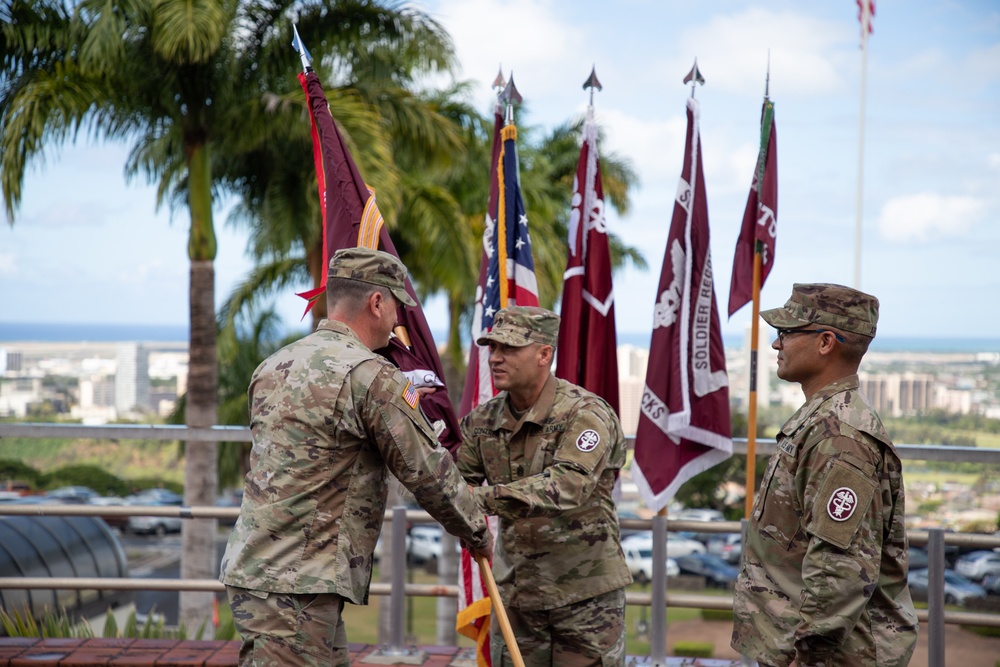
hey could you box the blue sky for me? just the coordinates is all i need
[2,0,998,340]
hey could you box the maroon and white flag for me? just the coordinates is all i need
[728,99,777,317]
[632,97,732,512]
[555,104,619,411]
[297,69,462,452]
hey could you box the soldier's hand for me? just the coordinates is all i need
[464,532,493,562]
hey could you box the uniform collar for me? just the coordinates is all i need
[779,374,890,446]
[317,318,363,343]
[495,374,558,432]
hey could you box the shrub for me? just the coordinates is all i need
[672,640,713,658]
[40,465,130,497]
[0,458,41,489]
[0,605,236,641]
[701,608,734,622]
[129,478,184,495]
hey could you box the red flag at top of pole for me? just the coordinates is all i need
[555,70,619,413]
[632,93,732,512]
[728,99,777,317]
[857,0,875,37]
[294,39,461,453]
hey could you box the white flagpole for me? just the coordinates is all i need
[854,2,871,289]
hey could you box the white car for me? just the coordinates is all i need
[623,532,706,561]
[955,550,1000,582]
[623,540,679,583]
[407,525,460,565]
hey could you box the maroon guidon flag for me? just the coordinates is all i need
[632,97,732,511]
[555,103,619,412]
[296,68,462,453]
[728,99,777,317]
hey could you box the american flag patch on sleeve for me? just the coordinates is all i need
[401,380,419,409]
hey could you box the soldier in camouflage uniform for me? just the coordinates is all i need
[731,283,917,667]
[220,247,493,667]
[456,306,632,667]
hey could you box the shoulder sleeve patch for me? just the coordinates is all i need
[806,458,878,550]
[401,380,419,409]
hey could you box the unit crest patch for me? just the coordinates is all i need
[576,429,600,452]
[827,487,858,521]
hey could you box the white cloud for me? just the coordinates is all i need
[0,252,16,275]
[877,193,987,243]
[673,8,847,97]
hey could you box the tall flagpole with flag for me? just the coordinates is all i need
[632,60,732,512]
[855,0,874,288]
[290,27,461,452]
[728,65,778,517]
[555,67,619,413]
[457,73,539,667]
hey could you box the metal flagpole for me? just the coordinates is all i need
[854,2,871,289]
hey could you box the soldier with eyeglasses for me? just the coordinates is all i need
[731,283,917,667]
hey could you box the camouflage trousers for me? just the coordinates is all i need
[491,588,626,667]
[226,586,350,667]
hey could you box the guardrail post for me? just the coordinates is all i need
[927,528,945,667]
[649,513,668,665]
[367,506,426,664]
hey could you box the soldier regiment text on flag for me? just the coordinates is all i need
[632,96,732,512]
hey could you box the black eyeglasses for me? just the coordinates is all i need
[775,328,846,345]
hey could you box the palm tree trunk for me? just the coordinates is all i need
[181,141,219,634]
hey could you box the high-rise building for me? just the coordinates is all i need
[115,343,150,414]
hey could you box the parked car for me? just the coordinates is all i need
[674,553,739,588]
[44,486,99,504]
[706,533,743,564]
[674,508,726,523]
[89,496,129,531]
[982,573,1000,596]
[617,510,646,538]
[908,546,929,570]
[955,550,1000,582]
[622,532,706,559]
[907,568,986,606]
[622,540,679,583]
[406,525,459,567]
[124,490,183,536]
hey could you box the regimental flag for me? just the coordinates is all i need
[555,104,619,413]
[296,69,462,452]
[632,97,732,512]
[727,99,778,317]
[456,108,538,667]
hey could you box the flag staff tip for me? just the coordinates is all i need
[501,73,522,125]
[492,65,506,92]
[291,24,312,72]
[765,50,771,99]
[583,65,602,106]
[683,58,705,98]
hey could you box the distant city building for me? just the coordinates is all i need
[0,349,23,374]
[0,377,42,418]
[115,343,150,415]
[617,346,650,436]
[859,372,935,417]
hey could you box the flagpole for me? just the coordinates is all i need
[854,3,871,289]
[744,64,770,519]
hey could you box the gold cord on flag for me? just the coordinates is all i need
[358,185,384,249]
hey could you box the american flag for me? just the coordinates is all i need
[457,110,538,667]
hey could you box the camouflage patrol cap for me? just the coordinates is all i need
[477,306,560,348]
[761,283,879,337]
[327,247,416,307]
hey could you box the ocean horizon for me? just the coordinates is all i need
[2,321,1000,354]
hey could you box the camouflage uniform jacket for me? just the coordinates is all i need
[731,375,917,667]
[457,375,632,612]
[220,319,490,605]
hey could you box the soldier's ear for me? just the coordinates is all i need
[537,344,554,367]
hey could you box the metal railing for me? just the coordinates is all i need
[2,422,999,664]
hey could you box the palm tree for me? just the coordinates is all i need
[0,0,458,631]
